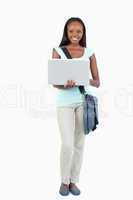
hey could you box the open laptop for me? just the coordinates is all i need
[48,59,90,86]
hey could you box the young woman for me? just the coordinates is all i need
[52,17,100,196]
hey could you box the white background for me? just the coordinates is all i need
[0,0,133,199]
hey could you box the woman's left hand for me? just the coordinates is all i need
[64,80,76,88]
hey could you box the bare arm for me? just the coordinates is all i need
[89,54,100,88]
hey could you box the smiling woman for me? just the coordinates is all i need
[51,17,100,196]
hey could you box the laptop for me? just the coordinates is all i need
[48,59,90,86]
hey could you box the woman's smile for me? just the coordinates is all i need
[71,37,79,42]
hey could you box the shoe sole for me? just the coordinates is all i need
[69,190,80,196]
[59,192,69,196]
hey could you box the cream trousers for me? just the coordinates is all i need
[56,102,86,185]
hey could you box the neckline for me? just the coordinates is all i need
[64,46,86,59]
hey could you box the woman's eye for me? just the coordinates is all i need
[68,30,82,34]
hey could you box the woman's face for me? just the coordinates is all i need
[67,21,84,45]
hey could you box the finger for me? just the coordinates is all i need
[71,80,76,87]
[64,81,69,88]
[66,80,70,86]
[68,80,70,86]
[72,80,76,84]
[70,80,73,87]
[64,80,70,88]
[65,80,69,86]
[73,81,76,86]
[71,80,74,86]
[69,80,73,87]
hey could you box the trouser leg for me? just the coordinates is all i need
[70,104,86,183]
[56,106,75,185]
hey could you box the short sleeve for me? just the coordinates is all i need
[86,48,94,58]
[53,47,67,59]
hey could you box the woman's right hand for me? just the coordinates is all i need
[64,80,76,88]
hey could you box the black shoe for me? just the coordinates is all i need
[69,183,81,195]
[59,183,69,196]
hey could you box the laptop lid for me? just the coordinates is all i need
[48,59,90,86]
